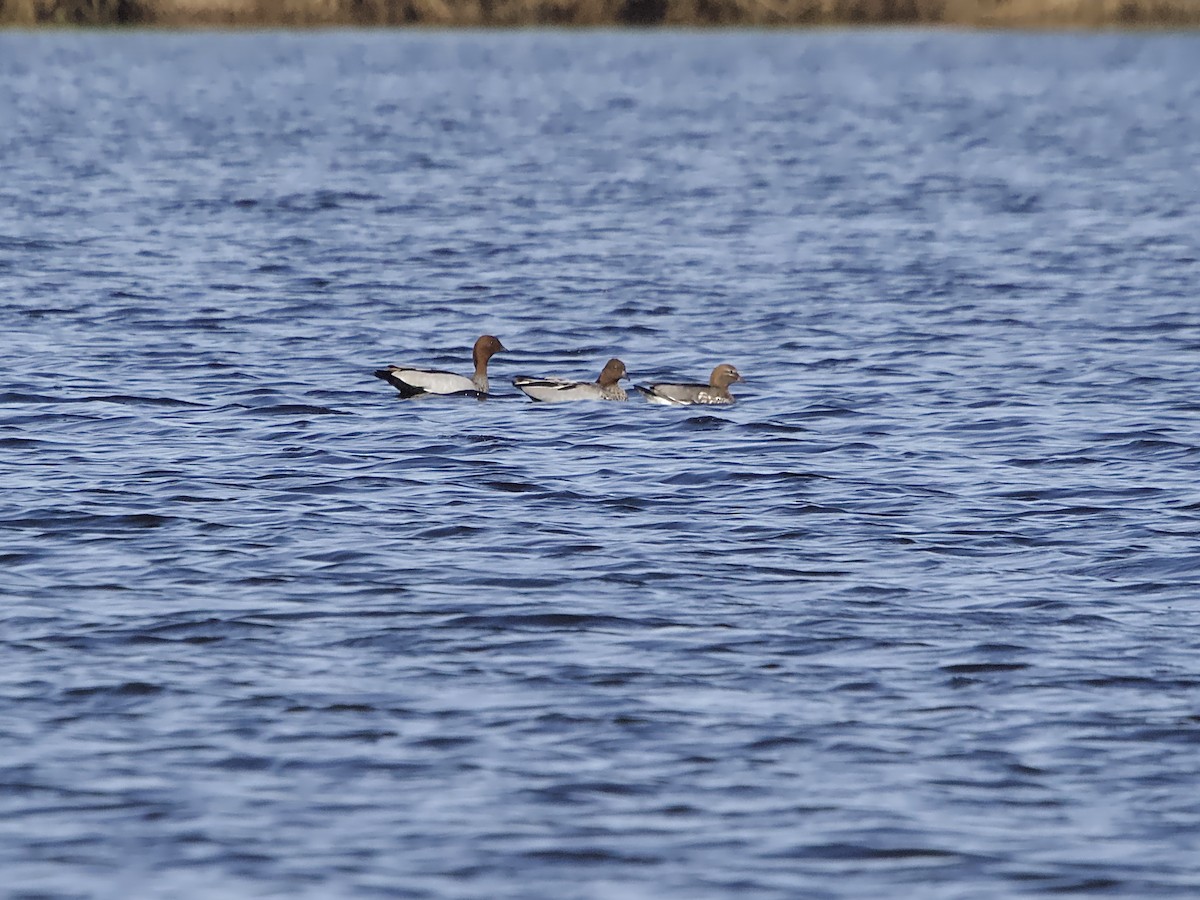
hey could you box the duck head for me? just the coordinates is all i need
[598,358,628,387]
[473,335,507,368]
[710,364,742,389]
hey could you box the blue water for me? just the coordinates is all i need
[3,29,1200,898]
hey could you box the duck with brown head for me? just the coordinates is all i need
[634,363,743,405]
[512,358,629,402]
[374,335,506,398]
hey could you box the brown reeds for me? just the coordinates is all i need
[2,0,1199,27]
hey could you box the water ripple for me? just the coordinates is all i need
[2,27,1200,900]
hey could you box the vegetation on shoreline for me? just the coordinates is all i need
[3,0,1200,28]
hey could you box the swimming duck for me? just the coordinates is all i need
[374,335,506,397]
[634,364,743,405]
[512,358,629,402]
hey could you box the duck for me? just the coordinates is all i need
[512,358,629,402]
[374,335,506,398]
[634,363,743,405]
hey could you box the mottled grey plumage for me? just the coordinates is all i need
[513,358,629,402]
[635,364,743,406]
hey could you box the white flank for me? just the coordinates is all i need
[390,368,477,394]
[513,377,617,403]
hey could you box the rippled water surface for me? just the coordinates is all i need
[3,29,1200,898]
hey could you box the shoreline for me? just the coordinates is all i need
[5,0,1200,29]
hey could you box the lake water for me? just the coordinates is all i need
[2,28,1200,898]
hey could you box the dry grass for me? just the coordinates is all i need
[2,0,1199,26]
